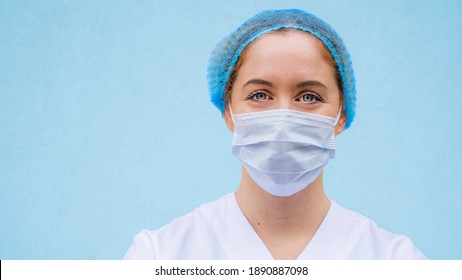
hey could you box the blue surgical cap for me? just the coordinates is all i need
[207,9,356,129]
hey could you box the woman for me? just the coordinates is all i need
[124,9,426,260]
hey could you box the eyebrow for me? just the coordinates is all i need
[296,80,327,89]
[242,79,273,89]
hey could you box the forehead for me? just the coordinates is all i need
[236,29,336,81]
[242,29,332,64]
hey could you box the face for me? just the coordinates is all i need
[224,29,346,135]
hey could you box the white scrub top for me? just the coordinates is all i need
[124,193,426,259]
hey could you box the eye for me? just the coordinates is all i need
[297,92,323,104]
[247,91,270,102]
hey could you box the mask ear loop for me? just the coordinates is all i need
[228,103,236,125]
[334,105,343,126]
[327,105,343,158]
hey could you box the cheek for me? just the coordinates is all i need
[318,90,343,118]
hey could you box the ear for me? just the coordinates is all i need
[335,115,347,136]
[224,104,235,132]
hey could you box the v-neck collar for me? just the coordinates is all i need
[218,193,273,259]
[225,192,336,260]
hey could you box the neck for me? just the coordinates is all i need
[235,166,330,259]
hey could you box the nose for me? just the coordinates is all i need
[274,95,296,110]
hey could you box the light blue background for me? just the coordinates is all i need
[1,0,461,259]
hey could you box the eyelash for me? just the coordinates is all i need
[246,91,271,102]
[246,91,324,104]
[297,91,324,104]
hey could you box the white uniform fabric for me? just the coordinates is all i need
[124,193,426,260]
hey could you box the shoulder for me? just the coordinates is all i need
[123,193,232,260]
[330,201,426,259]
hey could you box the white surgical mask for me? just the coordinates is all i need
[231,107,341,197]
